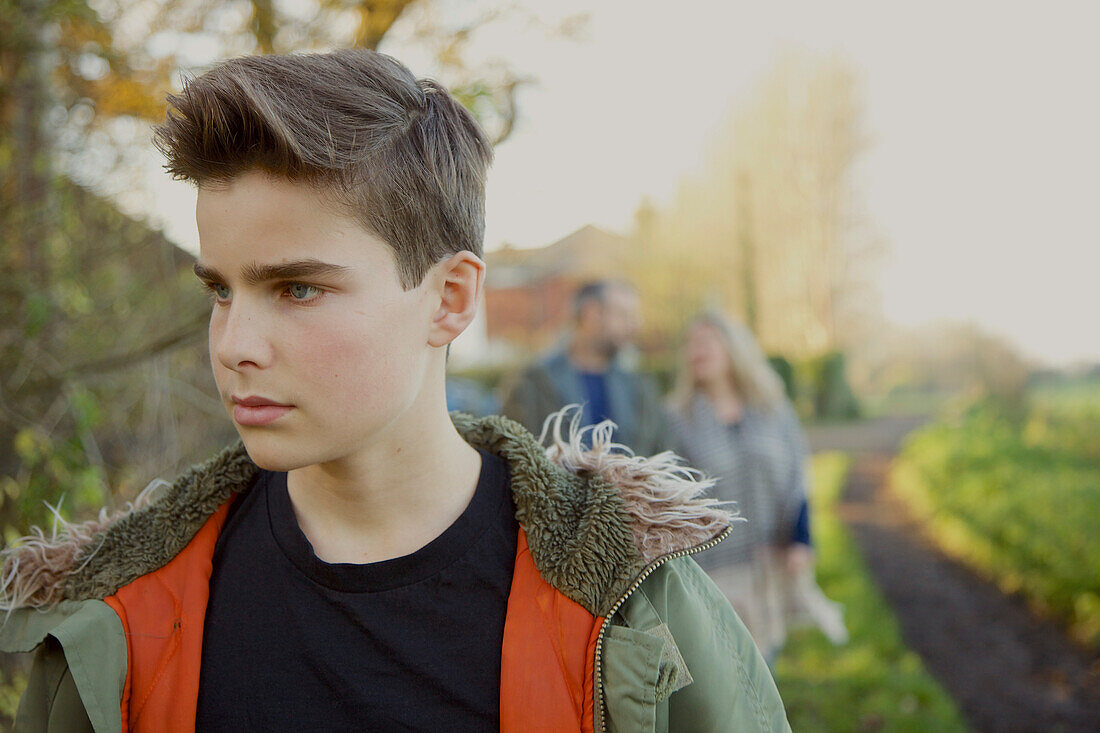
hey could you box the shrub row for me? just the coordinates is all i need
[890,401,1100,647]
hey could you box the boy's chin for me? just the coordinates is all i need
[237,433,314,473]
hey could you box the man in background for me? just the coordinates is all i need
[502,279,672,454]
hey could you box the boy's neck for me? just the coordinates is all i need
[284,395,483,566]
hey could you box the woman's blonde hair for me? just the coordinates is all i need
[669,310,787,415]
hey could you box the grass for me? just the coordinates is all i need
[774,452,969,732]
[1030,376,1100,413]
[859,387,955,419]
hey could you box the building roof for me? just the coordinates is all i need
[486,225,632,288]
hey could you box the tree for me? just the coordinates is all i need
[94,0,570,146]
[631,52,881,360]
[854,320,1032,416]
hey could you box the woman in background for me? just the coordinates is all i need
[668,311,844,663]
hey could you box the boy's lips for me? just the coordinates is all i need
[231,395,294,426]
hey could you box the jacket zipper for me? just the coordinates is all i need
[591,524,734,732]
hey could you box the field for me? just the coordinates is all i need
[890,389,1100,648]
[775,453,968,732]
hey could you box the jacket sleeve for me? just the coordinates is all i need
[14,638,95,733]
[642,557,791,732]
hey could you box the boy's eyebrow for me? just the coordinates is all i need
[192,259,352,285]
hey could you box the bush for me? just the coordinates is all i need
[793,351,861,421]
[768,355,796,402]
[891,395,1100,647]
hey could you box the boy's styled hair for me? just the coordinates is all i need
[153,49,494,289]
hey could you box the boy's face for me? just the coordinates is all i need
[194,170,438,471]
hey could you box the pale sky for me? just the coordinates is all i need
[137,0,1100,366]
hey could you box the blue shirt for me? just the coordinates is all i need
[578,370,612,426]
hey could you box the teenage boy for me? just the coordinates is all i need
[502,279,672,455]
[0,50,790,732]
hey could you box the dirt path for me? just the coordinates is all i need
[807,417,1100,733]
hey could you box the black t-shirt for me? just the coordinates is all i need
[196,449,518,732]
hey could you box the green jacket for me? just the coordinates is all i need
[0,411,790,732]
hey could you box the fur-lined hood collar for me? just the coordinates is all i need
[1,409,732,618]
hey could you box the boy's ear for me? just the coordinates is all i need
[427,251,485,348]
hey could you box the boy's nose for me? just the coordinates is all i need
[213,301,274,372]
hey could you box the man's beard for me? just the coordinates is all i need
[599,337,622,361]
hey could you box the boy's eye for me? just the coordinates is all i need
[212,283,231,300]
[288,283,321,300]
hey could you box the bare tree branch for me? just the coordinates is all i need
[249,0,279,53]
[491,77,520,146]
[18,310,208,395]
[354,0,419,51]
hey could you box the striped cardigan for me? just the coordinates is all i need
[668,395,810,568]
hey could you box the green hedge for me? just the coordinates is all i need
[891,398,1100,648]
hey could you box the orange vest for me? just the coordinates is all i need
[103,497,602,732]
